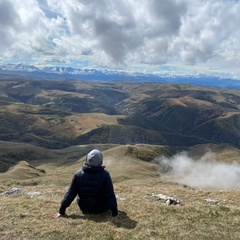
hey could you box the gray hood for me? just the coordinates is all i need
[86,149,103,167]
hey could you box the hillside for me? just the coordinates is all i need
[0,77,240,152]
[0,144,171,184]
[1,145,240,240]
[0,140,122,173]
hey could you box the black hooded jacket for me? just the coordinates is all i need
[59,164,118,215]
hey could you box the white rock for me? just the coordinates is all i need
[27,191,42,198]
[0,188,20,196]
[152,193,180,205]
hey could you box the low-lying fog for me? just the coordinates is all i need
[156,151,240,190]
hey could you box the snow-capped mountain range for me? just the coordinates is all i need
[1,63,240,90]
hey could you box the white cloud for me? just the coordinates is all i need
[157,151,240,190]
[1,0,240,75]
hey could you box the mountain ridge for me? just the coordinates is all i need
[1,63,240,89]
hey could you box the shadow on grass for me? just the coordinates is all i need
[66,211,137,229]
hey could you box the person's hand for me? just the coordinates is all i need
[52,213,62,219]
[112,211,124,217]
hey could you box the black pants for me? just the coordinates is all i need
[77,197,109,214]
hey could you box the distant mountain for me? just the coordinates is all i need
[0,63,41,72]
[1,63,240,89]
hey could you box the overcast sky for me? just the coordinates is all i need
[1,0,240,77]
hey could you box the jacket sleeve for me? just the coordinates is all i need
[59,173,79,214]
[104,171,118,211]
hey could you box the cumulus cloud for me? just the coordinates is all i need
[0,0,61,58]
[157,151,240,190]
[0,0,20,50]
[1,0,240,72]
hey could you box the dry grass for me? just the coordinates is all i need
[1,144,240,239]
[1,178,240,240]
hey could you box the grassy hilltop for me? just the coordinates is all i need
[1,144,240,240]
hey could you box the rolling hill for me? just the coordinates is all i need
[0,77,239,151]
[1,74,240,240]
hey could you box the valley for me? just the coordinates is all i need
[0,78,240,151]
[0,76,240,239]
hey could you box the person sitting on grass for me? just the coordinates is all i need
[52,149,119,219]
